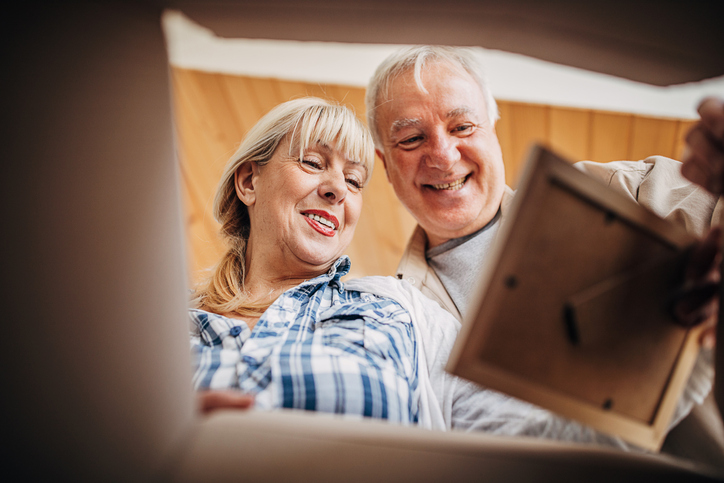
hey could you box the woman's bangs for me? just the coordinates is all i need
[293,106,374,183]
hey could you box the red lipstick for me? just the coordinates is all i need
[301,210,339,237]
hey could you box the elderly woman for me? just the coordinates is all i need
[189,97,715,447]
[190,97,440,424]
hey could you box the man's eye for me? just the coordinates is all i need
[398,135,423,147]
[453,124,475,134]
[301,158,323,169]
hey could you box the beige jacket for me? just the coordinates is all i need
[395,156,723,322]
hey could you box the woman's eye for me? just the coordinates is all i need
[301,158,323,169]
[346,178,362,190]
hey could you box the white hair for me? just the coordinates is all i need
[365,46,499,149]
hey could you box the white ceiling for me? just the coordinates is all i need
[164,10,724,120]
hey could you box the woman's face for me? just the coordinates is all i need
[237,136,366,274]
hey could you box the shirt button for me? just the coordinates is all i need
[229,326,242,337]
[407,277,416,285]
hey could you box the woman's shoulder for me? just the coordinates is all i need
[188,307,245,330]
[343,275,404,297]
[343,275,451,315]
[188,307,252,343]
[189,307,223,321]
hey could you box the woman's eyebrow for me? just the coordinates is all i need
[346,158,369,179]
[310,141,343,156]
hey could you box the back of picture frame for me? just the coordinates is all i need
[446,145,704,451]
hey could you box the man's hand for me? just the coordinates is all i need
[197,390,254,414]
[673,227,721,348]
[681,97,724,195]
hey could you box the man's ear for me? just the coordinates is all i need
[375,149,391,184]
[234,162,258,207]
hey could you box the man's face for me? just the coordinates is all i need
[375,61,506,248]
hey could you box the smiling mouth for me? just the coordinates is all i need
[303,212,337,230]
[431,175,468,191]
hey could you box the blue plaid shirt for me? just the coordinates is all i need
[190,257,419,424]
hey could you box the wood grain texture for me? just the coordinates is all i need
[629,116,679,161]
[548,107,592,163]
[502,102,550,187]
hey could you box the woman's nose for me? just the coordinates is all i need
[319,171,347,203]
[425,133,460,171]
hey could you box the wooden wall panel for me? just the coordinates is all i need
[277,79,331,102]
[674,120,698,161]
[548,107,592,163]
[494,101,514,180]
[274,79,313,101]
[171,68,695,282]
[171,69,237,276]
[221,75,266,136]
[245,77,284,114]
[498,102,549,186]
[589,112,634,163]
[628,117,679,161]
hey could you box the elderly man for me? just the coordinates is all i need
[365,46,723,454]
[366,46,720,322]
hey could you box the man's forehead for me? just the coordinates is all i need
[382,66,481,108]
[391,60,475,91]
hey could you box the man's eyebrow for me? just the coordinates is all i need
[447,107,474,118]
[389,118,420,136]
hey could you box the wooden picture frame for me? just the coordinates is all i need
[446,145,704,451]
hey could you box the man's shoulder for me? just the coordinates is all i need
[573,156,682,182]
[572,156,718,235]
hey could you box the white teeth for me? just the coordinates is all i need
[304,213,336,230]
[432,176,467,190]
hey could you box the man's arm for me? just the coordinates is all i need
[682,96,724,420]
[679,97,724,347]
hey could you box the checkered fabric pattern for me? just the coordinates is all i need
[190,257,420,423]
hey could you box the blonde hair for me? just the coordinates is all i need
[365,45,499,149]
[194,97,374,316]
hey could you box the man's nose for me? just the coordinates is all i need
[319,171,347,203]
[425,133,460,171]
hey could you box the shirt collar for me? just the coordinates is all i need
[298,256,350,292]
